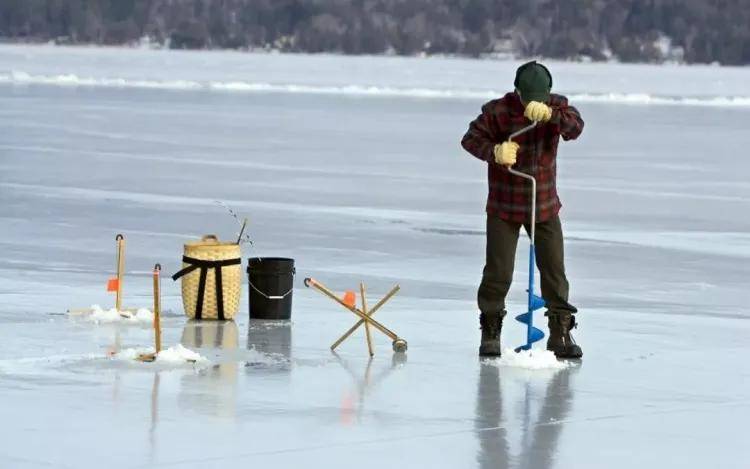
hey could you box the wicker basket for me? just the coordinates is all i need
[174,235,242,320]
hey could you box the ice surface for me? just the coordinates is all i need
[0,45,749,468]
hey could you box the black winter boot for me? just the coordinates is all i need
[479,311,506,357]
[546,312,583,359]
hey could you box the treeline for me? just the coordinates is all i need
[1,0,749,65]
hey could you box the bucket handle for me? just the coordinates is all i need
[201,234,219,242]
[248,279,294,300]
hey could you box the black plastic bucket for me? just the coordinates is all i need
[247,257,295,320]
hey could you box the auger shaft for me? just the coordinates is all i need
[506,122,546,352]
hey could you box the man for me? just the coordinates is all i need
[460,61,584,359]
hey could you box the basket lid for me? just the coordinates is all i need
[184,234,238,248]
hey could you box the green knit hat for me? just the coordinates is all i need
[514,61,552,103]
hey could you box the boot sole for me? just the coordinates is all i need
[548,347,583,360]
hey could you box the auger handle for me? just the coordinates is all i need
[505,121,539,244]
[508,122,537,142]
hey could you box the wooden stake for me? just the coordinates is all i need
[137,263,162,363]
[153,264,162,354]
[361,282,374,357]
[115,234,125,311]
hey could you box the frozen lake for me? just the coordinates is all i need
[1,45,749,468]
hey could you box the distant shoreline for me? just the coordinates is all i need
[3,1,746,66]
[0,37,713,68]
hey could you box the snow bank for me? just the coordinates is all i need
[116,344,207,365]
[3,70,750,107]
[488,348,571,370]
[0,70,202,90]
[69,304,154,325]
[569,92,750,107]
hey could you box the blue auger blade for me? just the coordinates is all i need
[514,245,546,352]
[515,312,532,323]
[530,293,546,311]
[514,311,546,351]
[529,325,545,343]
[513,325,545,353]
[514,343,531,353]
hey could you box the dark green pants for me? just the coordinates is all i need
[478,214,577,316]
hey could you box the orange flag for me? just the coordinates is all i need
[107,277,120,292]
[342,291,356,308]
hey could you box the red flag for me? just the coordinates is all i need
[107,277,119,292]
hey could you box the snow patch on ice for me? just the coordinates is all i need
[155,344,206,363]
[70,305,154,325]
[489,348,570,370]
[116,344,208,365]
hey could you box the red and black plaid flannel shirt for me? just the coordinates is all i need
[461,92,584,224]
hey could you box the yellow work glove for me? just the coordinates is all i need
[493,141,520,166]
[524,101,552,122]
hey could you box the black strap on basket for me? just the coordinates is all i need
[172,256,241,320]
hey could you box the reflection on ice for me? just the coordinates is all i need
[333,352,406,426]
[179,320,239,418]
[475,363,577,469]
[246,319,292,371]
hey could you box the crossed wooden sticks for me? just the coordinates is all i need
[304,277,407,356]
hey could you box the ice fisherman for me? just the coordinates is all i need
[461,61,584,359]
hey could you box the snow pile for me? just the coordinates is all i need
[154,344,206,363]
[70,305,154,325]
[116,344,207,365]
[490,348,571,370]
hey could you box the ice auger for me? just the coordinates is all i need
[506,122,546,352]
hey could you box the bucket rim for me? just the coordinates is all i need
[247,257,295,263]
